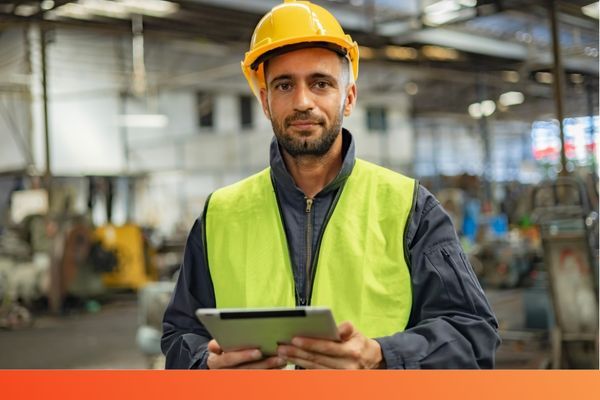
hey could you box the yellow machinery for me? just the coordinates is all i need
[94,224,157,290]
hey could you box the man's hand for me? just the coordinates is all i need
[206,339,287,369]
[276,321,385,369]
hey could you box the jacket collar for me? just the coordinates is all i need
[269,128,356,197]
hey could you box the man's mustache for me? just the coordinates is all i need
[284,112,325,127]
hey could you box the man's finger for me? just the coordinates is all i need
[277,345,349,369]
[208,349,262,369]
[234,356,287,370]
[207,339,222,354]
[281,355,329,370]
[290,336,345,357]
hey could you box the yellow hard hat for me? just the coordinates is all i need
[241,0,359,98]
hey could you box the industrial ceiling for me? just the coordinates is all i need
[0,0,598,119]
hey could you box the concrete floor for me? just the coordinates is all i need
[0,288,552,369]
[0,296,150,369]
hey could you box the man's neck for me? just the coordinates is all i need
[281,133,343,199]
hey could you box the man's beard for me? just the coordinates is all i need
[271,109,343,157]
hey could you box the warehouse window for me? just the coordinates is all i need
[239,95,253,130]
[366,106,388,133]
[197,92,214,129]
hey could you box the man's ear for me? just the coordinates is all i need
[259,88,271,119]
[343,83,357,117]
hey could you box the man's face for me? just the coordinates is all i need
[259,47,356,157]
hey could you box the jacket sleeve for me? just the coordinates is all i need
[374,185,500,369]
[161,215,215,369]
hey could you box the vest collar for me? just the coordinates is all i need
[269,128,356,197]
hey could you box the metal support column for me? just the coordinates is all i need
[41,24,52,204]
[548,0,569,176]
[41,24,61,314]
[476,79,493,206]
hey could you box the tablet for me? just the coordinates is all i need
[195,306,340,356]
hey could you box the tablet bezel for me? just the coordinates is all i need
[195,306,340,356]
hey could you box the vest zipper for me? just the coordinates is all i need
[302,197,314,305]
[306,184,345,305]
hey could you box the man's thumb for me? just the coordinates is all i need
[338,321,354,341]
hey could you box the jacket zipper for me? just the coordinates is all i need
[441,248,477,313]
[302,197,314,305]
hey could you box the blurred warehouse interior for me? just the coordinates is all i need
[0,0,598,369]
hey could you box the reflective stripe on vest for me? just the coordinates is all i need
[205,159,415,338]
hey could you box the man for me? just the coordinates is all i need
[162,0,500,369]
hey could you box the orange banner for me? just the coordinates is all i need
[2,370,599,399]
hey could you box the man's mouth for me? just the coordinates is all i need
[288,120,322,130]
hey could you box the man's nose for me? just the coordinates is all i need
[292,82,315,112]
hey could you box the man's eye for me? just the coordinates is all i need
[315,81,330,89]
[276,83,292,91]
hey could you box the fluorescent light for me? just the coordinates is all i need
[116,0,179,17]
[425,0,461,15]
[480,100,496,116]
[501,70,520,83]
[52,1,128,19]
[15,4,39,16]
[79,0,130,18]
[422,45,459,60]
[582,2,599,19]
[499,91,524,106]
[423,11,460,26]
[570,74,585,84]
[384,46,418,60]
[358,46,376,60]
[41,0,55,11]
[119,114,168,128]
[53,0,178,20]
[535,72,553,84]
[468,100,495,118]
[468,103,482,119]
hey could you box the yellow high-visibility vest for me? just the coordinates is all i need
[205,159,416,338]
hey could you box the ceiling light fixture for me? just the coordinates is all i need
[570,74,585,84]
[422,45,459,60]
[53,0,178,20]
[581,2,599,19]
[384,46,418,60]
[499,91,524,107]
[480,100,496,116]
[40,0,55,11]
[358,46,376,60]
[468,100,496,119]
[501,70,520,83]
[14,4,39,16]
[535,72,553,84]
[468,102,482,119]
[425,0,461,15]
[423,0,477,26]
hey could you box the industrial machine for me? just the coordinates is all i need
[532,177,599,369]
[94,224,158,290]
